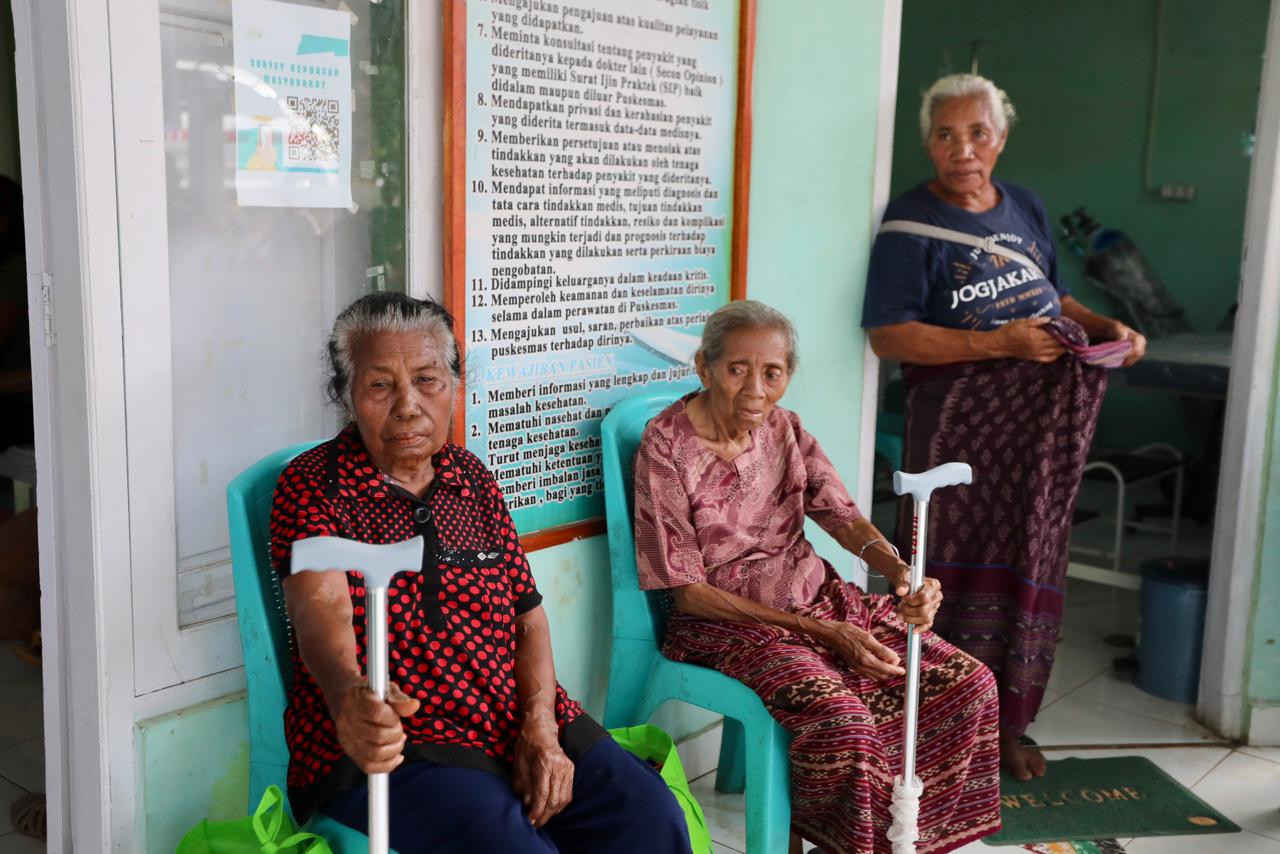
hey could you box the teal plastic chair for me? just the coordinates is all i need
[227,441,401,854]
[601,389,792,854]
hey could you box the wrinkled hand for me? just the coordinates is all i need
[1108,320,1147,368]
[819,621,905,680]
[996,317,1066,363]
[513,724,574,828]
[881,561,944,632]
[898,578,944,632]
[331,681,420,774]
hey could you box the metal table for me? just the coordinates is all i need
[1067,332,1232,590]
[1108,332,1233,399]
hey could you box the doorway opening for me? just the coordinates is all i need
[867,1,1279,845]
[0,0,47,846]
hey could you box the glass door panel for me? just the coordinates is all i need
[157,0,408,625]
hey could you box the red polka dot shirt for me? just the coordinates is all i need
[269,426,604,821]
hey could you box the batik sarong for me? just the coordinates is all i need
[896,325,1108,736]
[664,574,1002,854]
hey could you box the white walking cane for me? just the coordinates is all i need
[292,535,426,854]
[886,462,973,854]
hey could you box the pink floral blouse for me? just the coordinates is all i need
[633,394,863,611]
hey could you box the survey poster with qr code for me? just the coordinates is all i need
[231,0,353,208]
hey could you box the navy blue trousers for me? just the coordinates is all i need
[322,737,692,854]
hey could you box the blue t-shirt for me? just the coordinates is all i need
[862,180,1068,331]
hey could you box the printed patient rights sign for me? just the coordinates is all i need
[462,0,743,533]
[232,0,353,208]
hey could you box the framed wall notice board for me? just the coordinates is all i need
[445,0,755,549]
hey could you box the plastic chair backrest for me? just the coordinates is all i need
[227,442,323,778]
[601,386,696,648]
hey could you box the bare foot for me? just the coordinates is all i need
[999,729,1046,782]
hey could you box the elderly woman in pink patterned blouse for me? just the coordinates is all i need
[633,300,1002,854]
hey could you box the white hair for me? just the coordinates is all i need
[697,300,798,374]
[326,292,459,419]
[919,74,1016,144]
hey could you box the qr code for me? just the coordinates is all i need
[285,96,340,164]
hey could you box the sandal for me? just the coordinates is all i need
[9,630,41,668]
[11,792,46,840]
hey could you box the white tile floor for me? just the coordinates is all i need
[0,649,44,853]
[694,745,1279,852]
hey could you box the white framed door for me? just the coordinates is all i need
[9,0,67,845]
[11,0,443,845]
[108,0,432,700]
[1199,0,1280,742]
[11,0,141,846]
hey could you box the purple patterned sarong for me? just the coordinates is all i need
[895,318,1109,736]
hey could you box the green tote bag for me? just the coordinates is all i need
[176,785,334,854]
[609,724,713,854]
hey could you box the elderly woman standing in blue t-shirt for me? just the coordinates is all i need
[862,74,1145,782]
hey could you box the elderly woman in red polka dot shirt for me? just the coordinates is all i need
[270,293,690,853]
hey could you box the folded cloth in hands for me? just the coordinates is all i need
[1043,316,1133,369]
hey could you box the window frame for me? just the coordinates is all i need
[111,0,437,697]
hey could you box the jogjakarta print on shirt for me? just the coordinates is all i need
[862,179,1069,332]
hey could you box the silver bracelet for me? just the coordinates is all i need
[857,538,900,562]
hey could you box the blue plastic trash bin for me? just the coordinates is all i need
[1135,557,1209,704]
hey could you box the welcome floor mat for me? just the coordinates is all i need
[1013,842,1124,854]
[983,756,1239,846]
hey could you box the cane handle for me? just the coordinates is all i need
[893,462,973,503]
[290,535,425,591]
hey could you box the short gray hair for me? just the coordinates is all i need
[697,300,798,374]
[326,292,460,418]
[919,74,1016,144]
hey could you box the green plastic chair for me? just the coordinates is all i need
[227,441,401,854]
[601,388,792,854]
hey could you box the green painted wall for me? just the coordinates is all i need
[891,0,1269,450]
[748,0,885,577]
[138,693,251,854]
[136,1,892,846]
